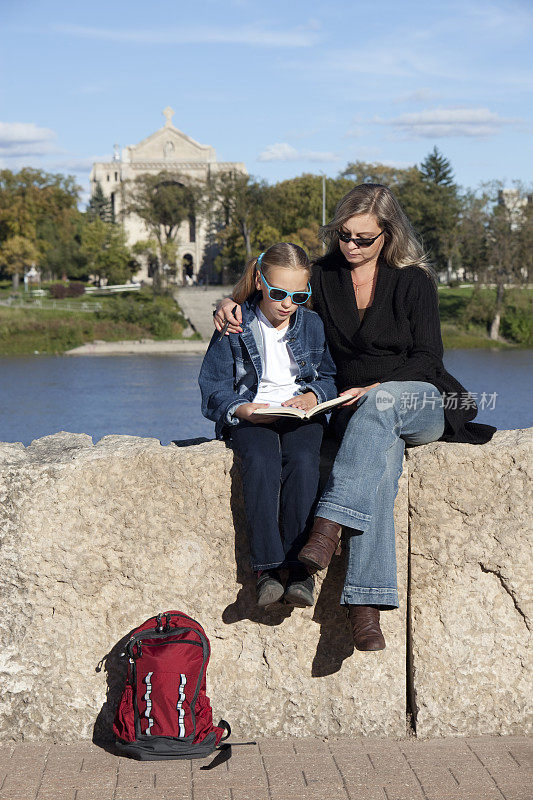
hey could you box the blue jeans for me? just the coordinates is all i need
[315,381,445,608]
[231,418,325,571]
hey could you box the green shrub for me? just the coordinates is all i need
[501,291,533,345]
[96,291,187,338]
[459,289,495,332]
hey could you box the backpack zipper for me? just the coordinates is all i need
[139,639,202,648]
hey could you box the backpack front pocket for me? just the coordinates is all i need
[136,670,193,739]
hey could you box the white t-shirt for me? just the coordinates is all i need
[253,308,300,406]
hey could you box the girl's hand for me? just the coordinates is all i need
[233,402,270,423]
[213,299,243,334]
[339,383,381,406]
[281,391,318,412]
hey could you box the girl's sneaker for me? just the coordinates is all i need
[256,569,284,607]
[284,567,315,607]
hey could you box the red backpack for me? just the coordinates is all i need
[113,611,230,760]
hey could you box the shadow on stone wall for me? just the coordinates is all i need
[221,436,357,676]
[92,630,136,750]
[222,457,294,627]
[311,551,355,677]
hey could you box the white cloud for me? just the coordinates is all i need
[0,122,58,156]
[257,143,299,161]
[394,88,442,104]
[377,107,519,138]
[257,142,338,163]
[53,23,318,47]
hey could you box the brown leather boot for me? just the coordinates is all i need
[347,605,386,651]
[298,517,341,572]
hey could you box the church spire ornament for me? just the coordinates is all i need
[163,106,175,127]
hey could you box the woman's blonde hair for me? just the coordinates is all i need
[233,242,312,306]
[320,183,438,288]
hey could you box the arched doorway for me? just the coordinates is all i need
[182,253,194,285]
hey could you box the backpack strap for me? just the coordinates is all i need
[218,719,231,741]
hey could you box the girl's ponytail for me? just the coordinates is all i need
[232,256,260,304]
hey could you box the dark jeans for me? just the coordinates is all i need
[231,417,325,572]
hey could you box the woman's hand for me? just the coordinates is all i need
[233,402,270,423]
[281,391,318,412]
[339,382,381,406]
[213,298,243,334]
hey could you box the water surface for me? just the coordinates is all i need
[0,350,531,447]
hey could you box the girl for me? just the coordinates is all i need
[199,243,337,608]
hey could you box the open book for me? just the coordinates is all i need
[252,395,348,420]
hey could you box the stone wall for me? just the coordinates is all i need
[0,429,531,743]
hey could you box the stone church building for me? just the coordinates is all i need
[89,108,246,283]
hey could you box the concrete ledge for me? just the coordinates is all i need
[65,339,208,355]
[0,429,531,742]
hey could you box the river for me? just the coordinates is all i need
[0,350,531,446]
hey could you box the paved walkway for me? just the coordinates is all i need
[175,286,234,340]
[0,736,530,800]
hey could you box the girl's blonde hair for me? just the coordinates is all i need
[233,242,312,306]
[320,183,438,288]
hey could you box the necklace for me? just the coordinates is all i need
[351,267,378,296]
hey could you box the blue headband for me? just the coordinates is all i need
[257,252,265,266]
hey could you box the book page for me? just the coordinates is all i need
[252,396,347,419]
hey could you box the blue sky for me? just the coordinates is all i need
[0,0,531,204]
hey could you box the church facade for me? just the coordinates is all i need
[89,108,246,283]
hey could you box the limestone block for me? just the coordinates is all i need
[0,432,408,742]
[406,429,533,737]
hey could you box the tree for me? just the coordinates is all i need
[459,182,531,340]
[127,171,198,286]
[80,217,134,286]
[341,161,418,194]
[457,190,490,283]
[484,182,529,339]
[87,182,113,222]
[207,172,270,282]
[516,195,533,283]
[0,168,82,283]
[419,147,455,186]
[214,173,267,257]
[0,235,40,290]
[415,148,461,279]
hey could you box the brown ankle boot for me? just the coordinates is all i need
[298,517,341,572]
[347,605,386,651]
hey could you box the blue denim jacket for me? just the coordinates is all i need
[199,298,338,439]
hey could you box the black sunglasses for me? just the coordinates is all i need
[337,229,384,247]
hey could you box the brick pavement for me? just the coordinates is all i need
[0,736,530,800]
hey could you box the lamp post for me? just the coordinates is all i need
[319,172,327,252]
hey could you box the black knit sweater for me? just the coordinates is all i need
[311,252,496,444]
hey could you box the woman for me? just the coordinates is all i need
[214,183,496,651]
